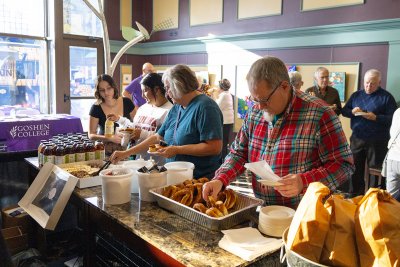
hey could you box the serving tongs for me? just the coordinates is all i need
[93,160,111,176]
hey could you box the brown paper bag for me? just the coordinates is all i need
[286,182,331,263]
[355,188,400,266]
[320,195,359,267]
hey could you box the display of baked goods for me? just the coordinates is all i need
[161,178,238,218]
[61,162,102,178]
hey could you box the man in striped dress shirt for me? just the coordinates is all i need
[203,56,354,208]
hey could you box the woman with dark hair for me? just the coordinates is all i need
[107,72,173,161]
[110,64,223,178]
[212,78,234,161]
[89,74,135,155]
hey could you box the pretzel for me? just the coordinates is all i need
[191,183,203,206]
[162,185,178,198]
[219,189,237,210]
[215,200,228,216]
[171,188,190,202]
[197,177,209,184]
[206,207,224,218]
[193,203,208,213]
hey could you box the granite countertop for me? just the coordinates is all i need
[24,157,282,266]
[75,186,282,267]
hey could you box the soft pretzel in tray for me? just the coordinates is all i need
[161,178,237,217]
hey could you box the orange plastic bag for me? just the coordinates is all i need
[286,182,331,263]
[320,195,359,267]
[355,188,400,266]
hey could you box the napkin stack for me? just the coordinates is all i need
[218,227,283,261]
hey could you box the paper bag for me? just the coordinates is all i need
[355,188,400,267]
[320,194,359,267]
[286,182,331,263]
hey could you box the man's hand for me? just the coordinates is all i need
[202,180,223,201]
[362,111,377,121]
[274,174,303,198]
[351,107,363,114]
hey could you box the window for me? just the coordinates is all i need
[0,0,45,36]
[63,0,102,37]
[0,37,47,110]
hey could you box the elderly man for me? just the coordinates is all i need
[289,71,304,91]
[123,62,156,116]
[342,69,397,195]
[203,56,354,208]
[305,67,342,115]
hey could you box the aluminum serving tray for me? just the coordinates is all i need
[150,186,264,231]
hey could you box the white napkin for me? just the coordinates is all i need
[244,161,283,186]
[218,227,283,261]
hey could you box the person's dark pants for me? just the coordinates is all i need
[347,136,388,195]
[222,123,233,162]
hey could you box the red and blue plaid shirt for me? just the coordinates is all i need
[214,90,354,208]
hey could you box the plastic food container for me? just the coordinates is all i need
[164,161,194,185]
[100,168,133,205]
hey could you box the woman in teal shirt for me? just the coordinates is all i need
[110,64,223,178]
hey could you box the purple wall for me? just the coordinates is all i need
[107,1,394,85]
[108,1,400,42]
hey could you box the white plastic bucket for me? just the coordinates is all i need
[100,168,133,205]
[164,161,195,185]
[123,160,154,193]
[136,171,167,202]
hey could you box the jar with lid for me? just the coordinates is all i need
[65,143,75,164]
[85,141,96,161]
[75,142,86,162]
[43,144,55,165]
[38,140,47,167]
[95,141,105,160]
[54,143,66,165]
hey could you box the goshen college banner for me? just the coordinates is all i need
[9,123,51,139]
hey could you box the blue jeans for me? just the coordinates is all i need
[386,159,400,200]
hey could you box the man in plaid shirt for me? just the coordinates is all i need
[203,57,354,208]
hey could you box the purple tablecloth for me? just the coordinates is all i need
[0,114,83,152]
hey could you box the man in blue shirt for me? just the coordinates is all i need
[123,62,155,116]
[342,69,397,195]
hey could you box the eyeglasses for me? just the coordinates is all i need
[249,83,281,105]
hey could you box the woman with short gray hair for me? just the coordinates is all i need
[111,64,224,178]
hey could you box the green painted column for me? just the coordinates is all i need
[386,41,400,105]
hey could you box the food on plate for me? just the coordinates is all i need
[161,178,237,217]
[61,163,101,178]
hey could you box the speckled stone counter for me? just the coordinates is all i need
[24,157,283,266]
[74,186,283,267]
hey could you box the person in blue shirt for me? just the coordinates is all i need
[110,64,223,178]
[341,69,397,195]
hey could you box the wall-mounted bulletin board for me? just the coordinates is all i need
[120,64,132,92]
[238,0,282,20]
[190,0,223,26]
[153,0,179,30]
[301,0,364,11]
